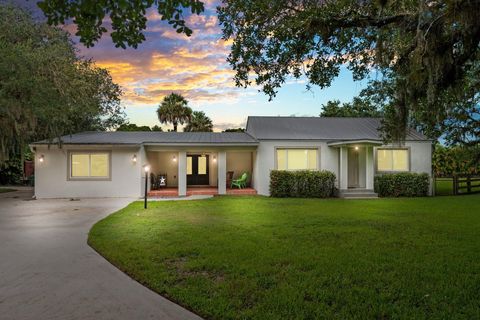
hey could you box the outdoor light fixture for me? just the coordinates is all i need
[213,155,217,162]
[132,154,137,163]
[143,165,150,209]
[39,154,44,163]
[354,146,359,151]
[173,155,177,162]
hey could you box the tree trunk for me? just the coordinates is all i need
[173,122,178,132]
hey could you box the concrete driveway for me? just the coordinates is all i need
[0,189,202,320]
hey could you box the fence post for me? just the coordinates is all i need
[467,176,471,193]
[453,176,458,195]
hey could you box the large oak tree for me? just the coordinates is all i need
[37,0,204,48]
[34,0,479,143]
[0,5,125,163]
[218,0,480,142]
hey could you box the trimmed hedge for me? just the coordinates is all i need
[270,170,336,198]
[374,172,430,197]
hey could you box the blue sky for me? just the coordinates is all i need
[15,0,369,131]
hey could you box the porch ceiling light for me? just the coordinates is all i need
[213,155,217,162]
[354,146,359,151]
[132,154,137,163]
[39,154,44,163]
[144,165,150,172]
[173,155,177,162]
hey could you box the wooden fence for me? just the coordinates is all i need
[453,176,480,195]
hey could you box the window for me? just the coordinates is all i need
[276,149,318,170]
[70,152,110,179]
[187,157,192,175]
[376,148,409,172]
[198,156,207,175]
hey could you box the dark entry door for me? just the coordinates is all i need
[187,155,209,185]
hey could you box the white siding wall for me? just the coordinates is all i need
[34,145,142,199]
[254,140,432,196]
[253,140,337,196]
[374,141,433,194]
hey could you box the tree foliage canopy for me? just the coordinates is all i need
[0,5,124,163]
[37,0,205,48]
[218,0,480,141]
[320,97,382,118]
[156,93,192,131]
[116,123,163,131]
[184,111,213,132]
[433,145,480,176]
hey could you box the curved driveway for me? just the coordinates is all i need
[0,189,202,320]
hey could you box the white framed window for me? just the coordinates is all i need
[69,152,110,180]
[276,148,318,170]
[376,148,409,172]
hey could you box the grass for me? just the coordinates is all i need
[0,187,16,193]
[89,195,480,319]
[435,178,454,196]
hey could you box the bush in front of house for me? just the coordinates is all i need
[374,172,430,197]
[270,170,336,198]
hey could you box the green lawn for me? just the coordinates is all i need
[0,187,16,193]
[89,195,480,319]
[435,178,454,196]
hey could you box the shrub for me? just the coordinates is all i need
[270,170,336,198]
[374,173,430,197]
[0,159,23,185]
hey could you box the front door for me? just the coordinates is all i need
[187,155,209,185]
[348,148,359,188]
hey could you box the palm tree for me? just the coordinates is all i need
[184,111,214,132]
[156,93,192,132]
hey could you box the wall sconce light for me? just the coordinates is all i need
[173,155,177,162]
[354,146,359,151]
[39,154,44,163]
[213,155,217,162]
[132,154,137,163]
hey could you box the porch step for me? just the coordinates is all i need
[339,189,378,199]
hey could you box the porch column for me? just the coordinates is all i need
[339,147,348,190]
[217,151,227,195]
[178,151,187,196]
[365,146,374,190]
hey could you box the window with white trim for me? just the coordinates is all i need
[276,149,318,170]
[70,152,110,179]
[376,148,409,172]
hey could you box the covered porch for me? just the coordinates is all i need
[145,146,257,197]
[328,140,382,198]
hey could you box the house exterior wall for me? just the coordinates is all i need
[33,138,432,198]
[34,145,142,199]
[374,141,433,194]
[253,140,338,196]
[254,140,432,196]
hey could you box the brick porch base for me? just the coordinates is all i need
[148,187,257,197]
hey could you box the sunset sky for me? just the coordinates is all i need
[19,0,370,131]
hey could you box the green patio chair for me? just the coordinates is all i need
[231,172,248,189]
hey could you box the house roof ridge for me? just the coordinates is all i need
[247,116,382,119]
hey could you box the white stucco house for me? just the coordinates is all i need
[31,117,433,199]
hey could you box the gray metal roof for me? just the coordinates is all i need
[246,116,428,141]
[32,131,258,145]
